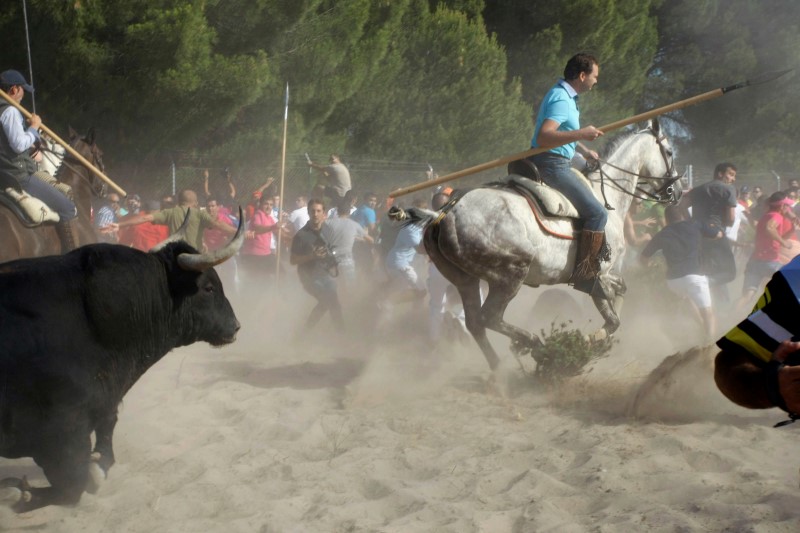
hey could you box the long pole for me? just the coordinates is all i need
[21,0,35,113]
[276,82,289,280]
[0,88,126,196]
[389,69,792,198]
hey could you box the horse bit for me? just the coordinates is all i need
[590,129,682,210]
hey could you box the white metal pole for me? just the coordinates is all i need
[276,83,289,281]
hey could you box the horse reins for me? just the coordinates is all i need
[591,131,680,209]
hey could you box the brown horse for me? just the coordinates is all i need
[0,127,105,262]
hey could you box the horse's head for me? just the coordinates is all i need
[58,126,107,197]
[640,118,681,205]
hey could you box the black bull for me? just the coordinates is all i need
[0,216,243,512]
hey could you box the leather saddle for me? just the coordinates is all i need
[501,159,593,219]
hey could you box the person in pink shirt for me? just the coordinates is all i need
[738,192,800,309]
[241,195,279,282]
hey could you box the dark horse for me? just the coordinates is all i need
[0,127,105,262]
[395,119,679,370]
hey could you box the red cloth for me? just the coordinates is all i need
[118,212,170,251]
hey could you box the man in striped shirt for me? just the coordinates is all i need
[715,254,800,417]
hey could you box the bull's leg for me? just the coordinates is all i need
[481,280,543,361]
[88,408,119,494]
[458,279,500,371]
[8,433,92,512]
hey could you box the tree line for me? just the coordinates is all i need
[1,0,797,192]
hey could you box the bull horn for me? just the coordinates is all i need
[177,206,245,272]
[149,208,192,252]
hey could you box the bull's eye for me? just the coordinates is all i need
[204,284,214,293]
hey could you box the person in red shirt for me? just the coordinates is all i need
[117,200,169,251]
[203,197,236,252]
[738,192,800,309]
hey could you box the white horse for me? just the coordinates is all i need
[394,118,679,370]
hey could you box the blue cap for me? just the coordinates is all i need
[0,70,34,93]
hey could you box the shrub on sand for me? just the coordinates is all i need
[533,321,616,385]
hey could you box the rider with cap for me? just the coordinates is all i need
[0,69,78,252]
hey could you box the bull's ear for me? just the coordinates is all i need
[68,126,78,141]
[86,127,96,145]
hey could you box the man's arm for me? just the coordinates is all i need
[113,213,155,228]
[290,243,325,266]
[765,218,792,249]
[0,107,40,153]
[211,218,237,234]
[536,119,603,149]
[576,142,600,162]
[715,341,800,412]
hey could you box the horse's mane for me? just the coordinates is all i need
[599,129,641,160]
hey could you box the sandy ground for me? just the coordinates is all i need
[2,265,800,532]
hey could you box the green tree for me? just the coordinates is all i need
[650,0,800,174]
[482,0,660,127]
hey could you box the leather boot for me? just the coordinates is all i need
[571,229,605,294]
[54,220,77,254]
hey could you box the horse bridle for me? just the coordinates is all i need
[49,140,107,197]
[590,128,682,210]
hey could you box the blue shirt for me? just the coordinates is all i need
[531,80,580,159]
[386,224,423,270]
[351,204,376,228]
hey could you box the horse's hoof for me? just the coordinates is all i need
[510,340,529,356]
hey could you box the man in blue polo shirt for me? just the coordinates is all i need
[528,53,606,294]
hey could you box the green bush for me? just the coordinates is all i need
[534,321,616,384]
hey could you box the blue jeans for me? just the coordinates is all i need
[529,153,607,231]
[19,174,77,221]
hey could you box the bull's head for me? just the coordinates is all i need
[152,208,245,346]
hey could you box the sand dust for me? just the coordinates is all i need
[2,271,799,532]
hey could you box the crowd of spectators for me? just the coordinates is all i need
[93,157,800,344]
[625,163,800,341]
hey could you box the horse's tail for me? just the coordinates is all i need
[387,205,440,227]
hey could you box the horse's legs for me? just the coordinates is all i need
[458,279,500,371]
[481,280,542,359]
[590,274,626,340]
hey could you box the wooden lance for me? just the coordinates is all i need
[389,69,792,198]
[0,88,126,197]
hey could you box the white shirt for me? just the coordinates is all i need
[0,106,39,154]
[725,203,748,242]
[288,206,310,234]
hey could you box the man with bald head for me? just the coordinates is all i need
[111,189,236,251]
